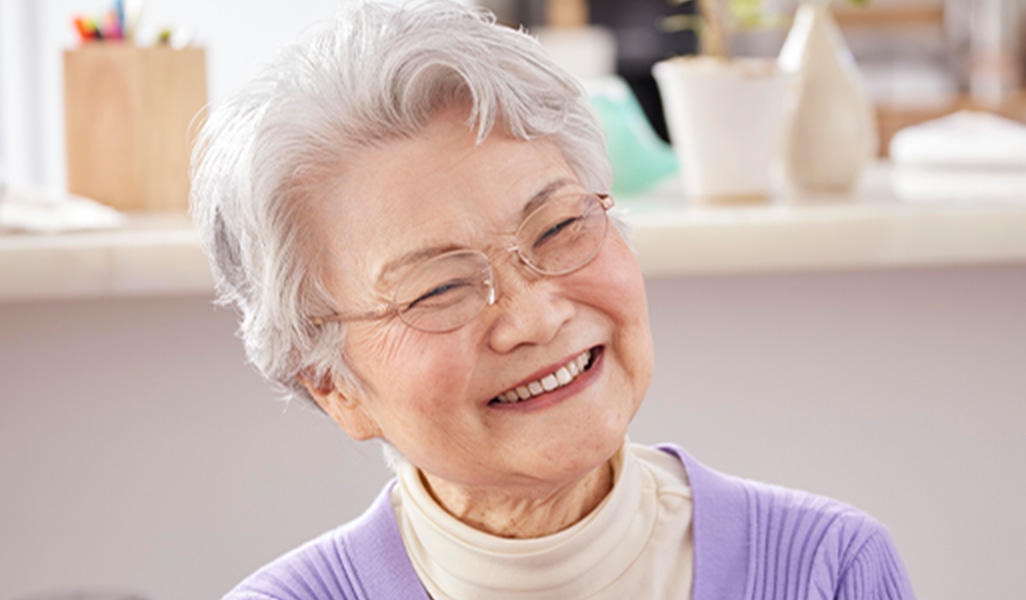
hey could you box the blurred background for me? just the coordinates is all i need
[2,0,1025,599]
[3,0,1026,187]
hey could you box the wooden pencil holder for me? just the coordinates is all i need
[64,44,207,213]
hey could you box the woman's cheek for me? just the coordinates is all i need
[582,234,648,315]
[357,320,480,400]
[598,235,654,382]
[343,320,419,398]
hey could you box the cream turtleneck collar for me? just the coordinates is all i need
[391,441,694,599]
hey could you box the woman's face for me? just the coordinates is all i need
[306,109,653,494]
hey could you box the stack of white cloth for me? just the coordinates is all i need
[891,110,1026,169]
[0,179,124,233]
[888,111,1026,202]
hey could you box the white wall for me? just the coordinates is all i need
[0,0,49,185]
[0,295,393,598]
[1,265,1024,599]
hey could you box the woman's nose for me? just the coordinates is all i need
[484,260,575,353]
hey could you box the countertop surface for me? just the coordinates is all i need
[2,163,1025,301]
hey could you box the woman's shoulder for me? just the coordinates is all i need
[223,481,428,600]
[654,443,916,599]
[737,475,914,599]
[656,442,886,529]
[222,522,361,600]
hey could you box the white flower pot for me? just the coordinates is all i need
[653,57,793,202]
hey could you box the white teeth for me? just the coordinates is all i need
[541,374,558,391]
[493,349,593,404]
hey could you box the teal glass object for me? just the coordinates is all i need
[588,77,679,197]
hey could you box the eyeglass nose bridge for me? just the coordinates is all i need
[484,265,498,307]
[479,241,547,311]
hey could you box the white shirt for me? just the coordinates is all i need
[392,442,694,599]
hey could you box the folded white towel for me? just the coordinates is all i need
[891,167,1026,203]
[889,111,1026,169]
[0,181,125,233]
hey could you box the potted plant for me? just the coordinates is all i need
[651,0,871,202]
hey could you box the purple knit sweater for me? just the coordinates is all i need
[225,445,915,599]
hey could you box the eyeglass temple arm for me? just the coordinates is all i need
[310,306,392,327]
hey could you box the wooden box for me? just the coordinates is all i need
[64,45,207,212]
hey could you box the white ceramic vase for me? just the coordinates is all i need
[653,57,793,202]
[778,0,878,191]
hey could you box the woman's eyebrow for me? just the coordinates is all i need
[519,177,579,220]
[377,243,463,286]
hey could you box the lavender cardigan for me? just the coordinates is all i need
[226,445,915,599]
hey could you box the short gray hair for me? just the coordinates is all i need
[189,0,612,407]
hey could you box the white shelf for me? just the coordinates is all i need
[3,164,1026,301]
[625,165,1026,277]
[0,214,213,301]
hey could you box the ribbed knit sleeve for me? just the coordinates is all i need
[744,481,915,600]
[835,527,916,600]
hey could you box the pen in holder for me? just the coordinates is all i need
[63,44,207,212]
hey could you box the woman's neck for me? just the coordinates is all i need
[420,460,614,539]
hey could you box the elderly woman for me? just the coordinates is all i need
[191,1,914,598]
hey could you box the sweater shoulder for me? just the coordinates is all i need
[742,477,878,547]
[223,520,363,600]
[739,479,915,599]
[656,445,914,599]
[222,481,423,600]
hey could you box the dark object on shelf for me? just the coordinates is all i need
[518,0,699,142]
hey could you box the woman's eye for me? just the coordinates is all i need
[534,216,583,249]
[406,279,471,310]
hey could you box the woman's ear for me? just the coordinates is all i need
[298,371,383,441]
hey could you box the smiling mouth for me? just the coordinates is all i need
[490,347,599,405]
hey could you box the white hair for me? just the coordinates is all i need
[190,0,613,407]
